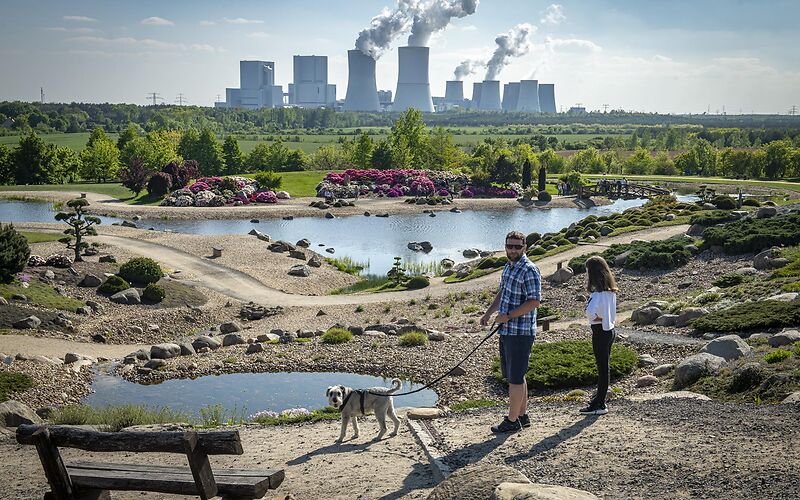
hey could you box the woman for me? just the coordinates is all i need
[580,255,618,416]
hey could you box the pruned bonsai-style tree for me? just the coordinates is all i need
[55,198,101,262]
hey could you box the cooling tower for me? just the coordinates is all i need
[478,80,501,111]
[393,46,434,112]
[517,80,540,112]
[502,82,521,112]
[471,82,482,109]
[444,80,464,102]
[538,83,556,113]
[344,49,380,112]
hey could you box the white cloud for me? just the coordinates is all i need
[540,4,566,25]
[460,24,478,31]
[63,15,97,22]
[246,32,271,39]
[44,27,98,34]
[545,37,601,53]
[67,36,225,53]
[222,17,264,25]
[141,17,174,26]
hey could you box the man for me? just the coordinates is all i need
[481,231,542,433]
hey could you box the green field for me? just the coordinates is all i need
[583,174,800,194]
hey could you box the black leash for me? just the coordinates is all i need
[368,323,500,397]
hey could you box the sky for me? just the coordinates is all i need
[1,0,798,114]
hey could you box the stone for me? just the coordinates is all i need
[257,333,281,343]
[11,293,27,302]
[766,292,799,302]
[99,255,116,263]
[179,342,195,356]
[12,316,41,329]
[250,219,259,223]
[283,215,294,220]
[407,407,444,420]
[43,270,55,280]
[363,330,387,338]
[288,264,311,277]
[288,249,307,260]
[0,297,7,306]
[448,366,467,376]
[348,326,364,335]
[613,250,633,267]
[462,248,480,258]
[636,375,659,387]
[192,336,221,351]
[276,191,291,200]
[126,326,144,337]
[407,242,424,252]
[110,288,141,305]
[653,364,674,376]
[145,359,167,369]
[674,353,726,388]
[454,264,472,279]
[78,274,102,287]
[248,229,271,242]
[638,354,657,367]
[547,266,574,285]
[655,314,678,327]
[700,335,752,361]
[91,333,107,343]
[428,330,446,341]
[753,247,785,270]
[324,212,335,219]
[325,248,335,254]
[296,238,311,248]
[121,220,137,228]
[631,306,662,326]
[246,343,265,354]
[268,240,295,253]
[768,329,800,347]
[492,482,600,500]
[222,334,246,346]
[686,224,706,237]
[64,352,83,364]
[675,307,709,328]
[440,258,455,269]
[756,206,777,219]
[86,300,102,312]
[36,406,57,420]
[782,392,800,404]
[75,306,92,315]
[427,464,530,500]
[150,343,181,360]
[297,330,315,339]
[308,255,322,268]
[735,267,759,275]
[0,401,42,427]
[420,241,433,252]
[219,321,242,334]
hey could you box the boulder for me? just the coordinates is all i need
[145,359,167,369]
[288,250,307,260]
[13,316,42,329]
[324,212,335,219]
[268,241,295,253]
[631,306,662,326]
[420,241,433,252]
[150,343,181,360]
[248,229,271,242]
[276,191,291,199]
[222,334,246,346]
[362,330,387,338]
[686,224,706,237]
[547,266,574,285]
[440,258,455,269]
[99,255,116,263]
[675,307,709,328]
[246,343,265,354]
[296,238,311,248]
[636,375,659,387]
[700,335,751,361]
[454,264,472,279]
[75,306,92,316]
[655,314,678,327]
[64,352,83,364]
[128,326,144,336]
[43,270,55,280]
[613,250,633,267]
[735,267,759,275]
[325,248,335,254]
[427,464,530,500]
[674,353,726,388]
[308,255,322,268]
[297,330,315,339]
[0,401,42,427]
[78,274,102,287]
[191,336,221,351]
[638,354,657,367]
[407,407,444,420]
[219,321,242,334]
[462,248,480,258]
[782,392,800,404]
[407,242,424,252]
[492,482,600,500]
[753,247,786,270]
[257,333,281,343]
[110,288,141,305]
[179,342,195,356]
[756,206,777,219]
[121,220,137,228]
[427,330,447,341]
[653,364,674,376]
[288,264,311,277]
[768,329,800,347]
[766,292,799,302]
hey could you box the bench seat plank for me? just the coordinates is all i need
[66,463,284,497]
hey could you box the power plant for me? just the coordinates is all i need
[501,82,520,112]
[517,80,540,112]
[344,49,380,112]
[288,56,336,108]
[444,80,464,103]
[478,80,501,111]
[538,83,557,113]
[392,46,434,113]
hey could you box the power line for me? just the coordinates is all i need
[602,104,609,113]
[146,92,163,106]
[789,105,798,116]
[175,93,188,106]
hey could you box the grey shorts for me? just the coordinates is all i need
[499,334,535,385]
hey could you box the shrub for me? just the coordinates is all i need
[765,349,792,364]
[692,300,800,333]
[0,372,34,402]
[493,340,638,389]
[146,172,173,197]
[742,198,761,207]
[398,331,428,347]
[119,257,163,284]
[689,210,736,226]
[142,283,166,303]
[253,170,283,191]
[525,232,541,247]
[477,258,497,270]
[538,191,552,202]
[569,238,690,273]
[162,160,198,189]
[322,327,352,344]
[702,214,800,255]
[712,272,750,288]
[98,275,130,295]
[406,275,430,290]
[0,224,30,284]
[462,305,481,313]
[711,195,736,210]
[527,245,546,256]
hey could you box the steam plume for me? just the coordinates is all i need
[484,23,535,80]
[407,0,479,47]
[453,59,485,80]
[355,2,414,59]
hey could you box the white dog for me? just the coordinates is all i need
[326,378,402,442]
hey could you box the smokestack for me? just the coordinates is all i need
[344,49,380,112]
[445,80,464,102]
[471,82,482,109]
[517,79,540,112]
[393,46,434,112]
[538,83,556,113]
[478,80,501,111]
[502,82,520,111]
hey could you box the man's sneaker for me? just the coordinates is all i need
[579,403,608,416]
[491,416,522,433]
[519,414,531,428]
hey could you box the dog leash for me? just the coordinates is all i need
[368,322,501,397]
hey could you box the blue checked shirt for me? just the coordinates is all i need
[498,255,542,336]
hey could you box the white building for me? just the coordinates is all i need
[288,55,335,108]
[216,61,283,109]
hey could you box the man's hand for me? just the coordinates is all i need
[495,313,511,324]
[480,312,492,326]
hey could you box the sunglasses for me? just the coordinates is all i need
[505,244,524,250]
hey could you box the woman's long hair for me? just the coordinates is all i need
[586,255,619,293]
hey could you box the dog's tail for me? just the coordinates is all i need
[387,378,402,394]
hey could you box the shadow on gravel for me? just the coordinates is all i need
[503,416,598,464]
[441,431,513,469]
[378,461,439,500]
[286,439,375,466]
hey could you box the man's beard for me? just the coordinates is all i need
[507,253,522,262]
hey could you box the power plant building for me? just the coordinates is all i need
[478,80,501,111]
[393,46,434,113]
[538,83,557,113]
[344,50,380,112]
[502,82,520,112]
[470,82,482,109]
[217,61,283,109]
[288,55,335,108]
[517,80,541,112]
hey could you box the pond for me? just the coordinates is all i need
[0,197,686,274]
[83,370,438,418]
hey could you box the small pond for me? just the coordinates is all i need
[83,371,438,418]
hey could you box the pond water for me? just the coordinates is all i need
[83,370,438,418]
[1,198,661,274]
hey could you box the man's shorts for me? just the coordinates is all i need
[499,334,535,385]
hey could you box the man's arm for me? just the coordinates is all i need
[480,289,502,326]
[495,299,540,324]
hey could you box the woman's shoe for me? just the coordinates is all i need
[579,403,608,415]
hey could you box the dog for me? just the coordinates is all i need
[326,378,402,442]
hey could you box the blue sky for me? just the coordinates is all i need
[1,0,798,113]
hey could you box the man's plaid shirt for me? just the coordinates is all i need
[498,254,542,336]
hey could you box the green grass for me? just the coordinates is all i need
[0,280,85,311]
[243,170,325,197]
[322,327,353,344]
[331,275,391,295]
[324,256,368,275]
[450,399,501,411]
[765,349,793,364]
[52,404,190,432]
[19,231,62,243]
[0,372,34,402]
[583,173,800,195]
[398,331,428,347]
[0,132,117,152]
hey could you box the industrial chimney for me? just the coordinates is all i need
[478,80,501,111]
[393,46,434,112]
[502,82,520,112]
[517,80,540,112]
[538,83,556,113]
[344,49,380,112]
[444,80,464,103]
[471,82,482,109]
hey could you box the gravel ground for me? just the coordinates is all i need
[0,359,93,409]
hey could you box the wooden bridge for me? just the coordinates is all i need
[577,181,670,200]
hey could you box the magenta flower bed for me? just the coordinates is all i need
[321,168,516,198]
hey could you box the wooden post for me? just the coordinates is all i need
[212,247,223,258]
[183,431,217,500]
[31,427,76,500]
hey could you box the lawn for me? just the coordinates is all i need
[0,182,160,205]
[20,231,62,243]
[242,170,326,197]
[0,280,86,311]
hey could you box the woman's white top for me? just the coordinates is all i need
[585,291,617,331]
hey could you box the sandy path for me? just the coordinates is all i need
[0,335,149,360]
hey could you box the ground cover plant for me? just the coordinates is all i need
[0,372,34,402]
[398,330,428,347]
[689,210,738,226]
[692,300,800,333]
[0,279,85,311]
[52,404,192,432]
[322,327,352,344]
[687,355,800,403]
[701,214,800,254]
[569,237,692,274]
[97,275,130,295]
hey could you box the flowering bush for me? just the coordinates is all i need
[162,175,278,207]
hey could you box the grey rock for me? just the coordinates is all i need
[246,343,265,354]
[599,226,614,236]
[675,307,709,328]
[64,352,83,364]
[449,366,467,376]
[127,326,144,336]
[638,354,658,367]
[427,464,530,500]
[766,292,798,302]
[547,266,574,285]
[655,314,678,327]
[768,329,800,347]
[492,482,600,500]
[150,343,181,360]
[674,353,726,388]
[325,247,335,254]
[324,212,335,219]
[308,254,322,268]
[420,241,433,251]
[43,270,55,280]
[297,330,315,339]
[753,247,785,270]
[191,336,221,351]
[75,306,92,315]
[462,248,480,258]
[86,300,102,312]
[257,333,281,343]
[11,293,27,302]
[700,335,751,361]
[613,250,633,267]
[36,406,57,419]
[288,249,307,260]
[636,375,659,387]
[440,258,455,269]
[268,240,295,253]
[631,306,662,326]
[145,359,167,369]
[296,238,311,248]
[13,316,41,329]
[686,223,706,236]
[99,255,116,263]
[91,334,107,343]
[782,392,800,404]
[219,321,242,334]
[0,297,7,306]
[0,401,42,427]
[407,242,424,252]
[653,364,674,376]
[756,206,777,218]
[288,264,311,277]
[179,342,195,356]
[110,288,141,305]
[348,326,364,336]
[78,274,102,287]
[427,330,446,341]
[222,334,246,346]
[248,229,271,242]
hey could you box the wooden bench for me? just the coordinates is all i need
[537,315,558,332]
[17,424,284,500]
